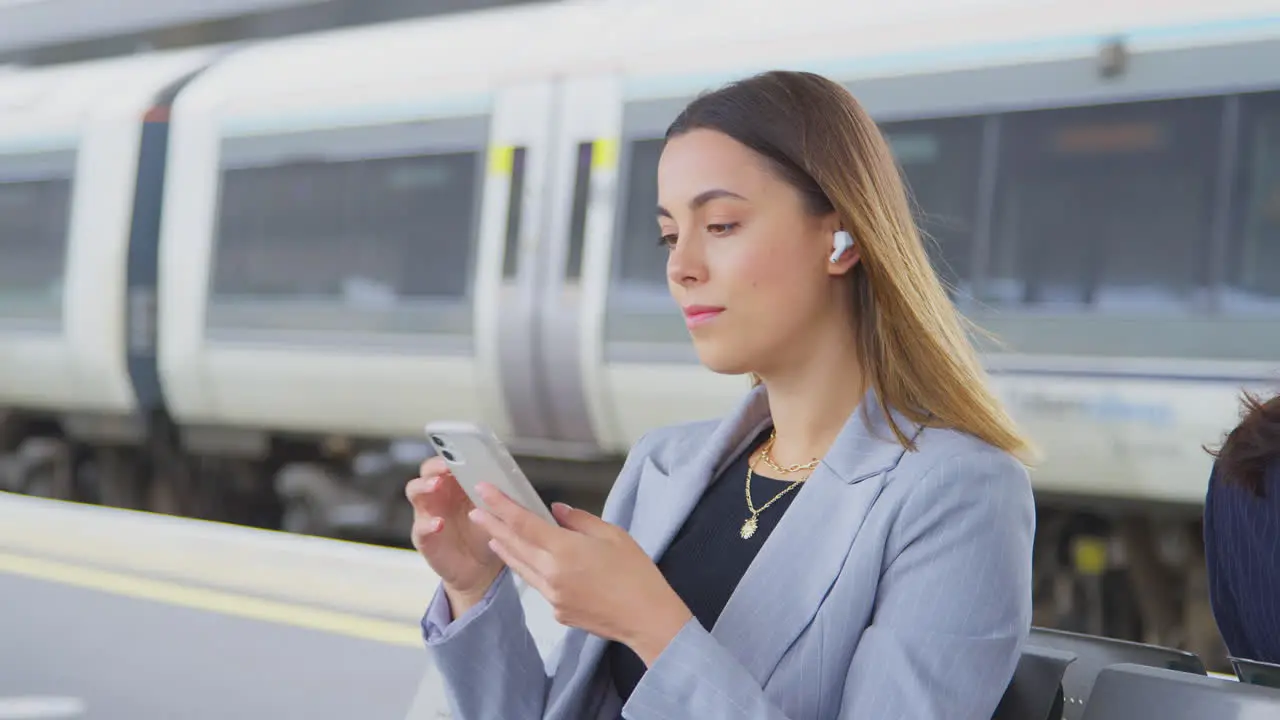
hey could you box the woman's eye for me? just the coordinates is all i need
[707,222,738,236]
[658,233,677,248]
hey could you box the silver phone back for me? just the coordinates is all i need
[424,421,556,525]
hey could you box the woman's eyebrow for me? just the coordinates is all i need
[657,188,748,217]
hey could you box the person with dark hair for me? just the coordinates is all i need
[1204,391,1280,664]
[404,70,1036,719]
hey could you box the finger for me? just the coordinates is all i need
[466,506,523,554]
[476,483,558,549]
[419,456,448,479]
[410,515,444,551]
[405,475,445,513]
[405,475,431,505]
[550,503,613,538]
[406,472,470,516]
[468,506,551,575]
[488,537,552,599]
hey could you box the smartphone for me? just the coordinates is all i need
[423,421,557,526]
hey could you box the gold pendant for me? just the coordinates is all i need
[740,515,759,540]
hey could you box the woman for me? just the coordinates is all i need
[404,70,1036,720]
[1204,391,1280,664]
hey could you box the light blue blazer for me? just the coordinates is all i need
[422,385,1035,719]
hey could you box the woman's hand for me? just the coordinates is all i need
[405,457,506,616]
[468,483,694,666]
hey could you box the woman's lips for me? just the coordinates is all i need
[682,305,725,328]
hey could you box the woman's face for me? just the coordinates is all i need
[657,128,851,377]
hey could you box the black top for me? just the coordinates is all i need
[1204,459,1280,664]
[606,427,805,706]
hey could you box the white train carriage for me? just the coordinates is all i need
[0,47,221,496]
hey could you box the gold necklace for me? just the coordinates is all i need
[759,429,820,475]
[741,437,808,540]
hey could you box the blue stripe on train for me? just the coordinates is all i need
[124,70,205,422]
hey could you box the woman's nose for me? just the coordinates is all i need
[667,236,708,287]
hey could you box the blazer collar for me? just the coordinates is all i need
[818,384,924,484]
[708,382,922,481]
[628,383,921,562]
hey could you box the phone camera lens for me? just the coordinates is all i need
[429,434,445,446]
[441,449,456,462]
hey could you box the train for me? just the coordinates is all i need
[3,0,1280,659]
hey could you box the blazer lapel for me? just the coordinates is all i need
[710,388,922,686]
[627,385,773,562]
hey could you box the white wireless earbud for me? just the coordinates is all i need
[830,230,855,263]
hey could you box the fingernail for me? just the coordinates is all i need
[551,502,572,517]
[468,508,482,522]
[430,517,443,532]
[425,476,439,491]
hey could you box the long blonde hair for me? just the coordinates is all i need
[667,70,1034,462]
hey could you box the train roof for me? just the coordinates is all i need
[0,45,223,152]
[172,0,613,121]
[0,0,1273,139]
[165,0,1280,125]
[597,0,1280,89]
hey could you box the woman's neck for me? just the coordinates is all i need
[757,338,867,469]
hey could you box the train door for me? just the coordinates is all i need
[475,80,557,445]
[492,74,626,460]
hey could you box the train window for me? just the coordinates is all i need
[501,147,527,279]
[208,117,486,338]
[0,149,75,322]
[984,97,1222,312]
[879,116,984,297]
[1225,92,1280,313]
[564,142,594,281]
[613,137,667,297]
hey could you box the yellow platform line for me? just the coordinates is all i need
[0,551,422,649]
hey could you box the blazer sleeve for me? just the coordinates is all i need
[622,450,1035,720]
[423,431,658,720]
